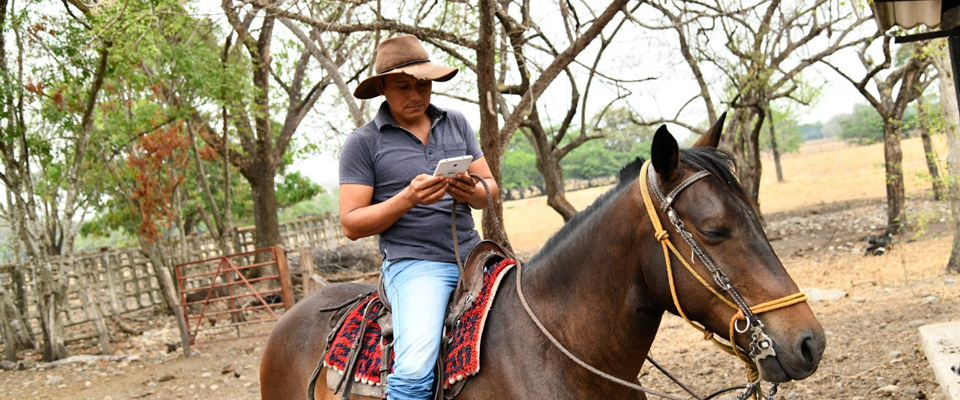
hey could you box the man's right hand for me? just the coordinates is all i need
[406,174,448,206]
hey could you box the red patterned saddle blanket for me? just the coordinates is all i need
[323,259,516,390]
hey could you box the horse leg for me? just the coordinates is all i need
[260,283,376,400]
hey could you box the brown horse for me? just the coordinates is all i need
[260,117,825,399]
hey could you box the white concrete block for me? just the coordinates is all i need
[919,321,960,400]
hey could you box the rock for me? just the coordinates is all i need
[47,375,64,385]
[909,320,927,328]
[805,288,848,302]
[903,387,923,398]
[0,360,19,371]
[921,295,939,305]
[158,374,175,383]
[873,384,899,393]
[85,381,92,388]
[945,279,956,286]
[696,367,713,375]
[201,372,212,378]
[210,384,219,391]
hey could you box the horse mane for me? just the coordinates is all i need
[529,147,748,263]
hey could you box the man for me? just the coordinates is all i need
[338,35,498,400]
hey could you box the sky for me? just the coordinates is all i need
[291,4,874,191]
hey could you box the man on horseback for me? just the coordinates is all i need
[338,35,498,400]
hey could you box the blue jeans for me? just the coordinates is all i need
[381,259,459,400]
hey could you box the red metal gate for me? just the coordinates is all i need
[175,246,295,344]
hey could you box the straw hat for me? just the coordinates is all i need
[353,35,459,100]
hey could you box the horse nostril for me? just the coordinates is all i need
[798,332,823,368]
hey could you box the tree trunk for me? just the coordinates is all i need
[882,119,906,235]
[34,261,68,361]
[743,110,765,208]
[477,0,510,247]
[938,37,960,274]
[721,108,765,209]
[527,110,577,221]
[768,105,784,182]
[917,97,944,200]
[141,242,193,356]
[249,166,282,253]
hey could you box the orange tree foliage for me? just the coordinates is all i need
[126,122,190,242]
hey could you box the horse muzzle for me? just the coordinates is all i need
[757,328,826,382]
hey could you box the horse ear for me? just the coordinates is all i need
[692,112,726,148]
[651,125,679,181]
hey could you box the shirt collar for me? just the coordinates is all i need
[374,102,447,132]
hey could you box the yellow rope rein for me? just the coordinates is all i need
[638,161,809,386]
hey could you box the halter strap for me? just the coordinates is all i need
[639,160,808,391]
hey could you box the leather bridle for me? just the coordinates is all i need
[638,160,809,398]
[514,160,809,400]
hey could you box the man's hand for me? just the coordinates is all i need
[407,174,448,205]
[446,173,478,203]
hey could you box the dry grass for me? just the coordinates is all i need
[482,136,950,255]
[789,233,958,299]
[758,136,947,214]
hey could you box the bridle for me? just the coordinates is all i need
[639,160,808,398]
[514,160,809,400]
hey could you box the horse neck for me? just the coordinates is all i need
[522,184,665,374]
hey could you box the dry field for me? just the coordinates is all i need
[496,136,947,254]
[2,137,959,399]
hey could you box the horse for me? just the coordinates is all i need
[260,116,826,399]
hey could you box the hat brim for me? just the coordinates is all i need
[353,63,459,100]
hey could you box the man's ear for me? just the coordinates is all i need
[374,77,385,95]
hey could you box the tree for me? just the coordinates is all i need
[760,105,803,182]
[632,0,873,210]
[916,96,944,201]
[798,122,826,141]
[838,103,885,145]
[0,0,119,361]
[931,40,960,274]
[260,0,632,241]
[214,0,332,254]
[825,36,937,234]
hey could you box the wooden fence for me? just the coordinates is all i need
[0,213,361,347]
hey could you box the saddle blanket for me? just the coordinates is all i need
[323,259,516,388]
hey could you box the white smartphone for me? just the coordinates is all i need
[433,155,473,177]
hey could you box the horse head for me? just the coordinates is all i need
[640,114,825,383]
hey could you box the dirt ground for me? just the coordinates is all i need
[1,195,958,400]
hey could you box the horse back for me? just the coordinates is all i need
[260,282,376,400]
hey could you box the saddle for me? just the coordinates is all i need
[316,240,511,400]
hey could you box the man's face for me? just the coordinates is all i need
[377,74,432,124]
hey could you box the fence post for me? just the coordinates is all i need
[300,246,314,295]
[157,264,192,356]
[84,288,111,355]
[274,246,295,311]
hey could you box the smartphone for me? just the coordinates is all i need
[433,155,473,178]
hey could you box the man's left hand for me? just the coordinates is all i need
[445,173,477,203]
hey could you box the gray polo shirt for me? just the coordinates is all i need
[339,102,483,263]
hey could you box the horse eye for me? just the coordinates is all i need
[698,228,730,241]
